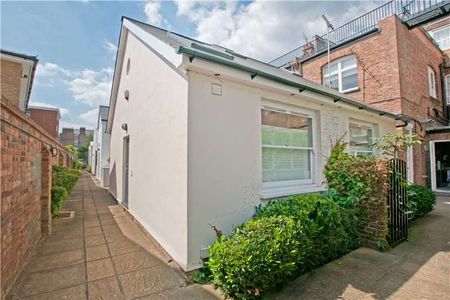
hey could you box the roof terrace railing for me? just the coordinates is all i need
[269,0,448,68]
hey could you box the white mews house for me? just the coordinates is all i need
[107,17,399,271]
[92,105,110,187]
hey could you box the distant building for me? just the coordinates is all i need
[91,106,110,187]
[0,49,38,111]
[59,127,94,147]
[60,127,75,146]
[26,106,60,138]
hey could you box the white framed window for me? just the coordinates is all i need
[428,66,437,98]
[430,25,450,50]
[445,75,450,105]
[261,105,316,195]
[322,55,358,93]
[348,120,375,156]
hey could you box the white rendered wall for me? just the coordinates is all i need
[108,32,189,268]
[185,71,395,270]
[96,120,110,187]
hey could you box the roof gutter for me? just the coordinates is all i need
[176,46,402,120]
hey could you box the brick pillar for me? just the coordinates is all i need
[41,144,52,235]
[58,152,64,165]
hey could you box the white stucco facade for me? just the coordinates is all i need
[91,106,111,187]
[107,18,397,271]
[108,31,189,268]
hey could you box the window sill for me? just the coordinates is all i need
[260,184,326,200]
[342,87,360,94]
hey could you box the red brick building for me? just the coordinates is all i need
[271,1,450,191]
[26,106,61,138]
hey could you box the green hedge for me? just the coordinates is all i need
[408,184,436,219]
[208,216,309,299]
[208,194,359,299]
[51,165,81,216]
[51,186,68,216]
[254,194,359,268]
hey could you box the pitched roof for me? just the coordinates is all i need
[108,17,403,132]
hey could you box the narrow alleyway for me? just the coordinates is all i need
[269,195,450,299]
[7,173,220,299]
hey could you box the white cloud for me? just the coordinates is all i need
[67,68,113,107]
[28,101,69,116]
[103,40,117,57]
[144,0,164,25]
[36,62,73,77]
[174,0,380,62]
[79,107,99,128]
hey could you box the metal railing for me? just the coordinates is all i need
[269,0,448,68]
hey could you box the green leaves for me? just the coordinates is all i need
[51,165,82,216]
[208,194,359,299]
[374,133,421,158]
[407,184,436,219]
[324,138,388,208]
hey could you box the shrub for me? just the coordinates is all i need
[324,139,388,208]
[53,172,79,193]
[208,216,309,299]
[255,194,359,269]
[51,186,68,216]
[52,165,81,193]
[408,184,436,218]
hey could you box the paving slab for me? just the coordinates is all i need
[7,174,218,299]
[268,196,450,299]
[119,265,185,299]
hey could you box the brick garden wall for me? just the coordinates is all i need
[1,97,73,299]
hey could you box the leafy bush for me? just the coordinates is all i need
[324,139,388,207]
[50,165,81,215]
[208,216,309,299]
[208,195,359,299]
[52,165,81,192]
[51,186,68,216]
[408,184,436,218]
[53,172,79,193]
[255,194,359,269]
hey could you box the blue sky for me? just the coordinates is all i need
[1,1,380,129]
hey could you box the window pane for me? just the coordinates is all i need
[341,56,357,69]
[446,76,450,104]
[342,68,358,91]
[262,148,311,182]
[323,62,338,75]
[261,110,312,147]
[349,124,373,151]
[323,73,339,90]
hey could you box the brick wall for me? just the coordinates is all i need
[1,97,73,299]
[301,15,449,186]
[27,108,59,138]
[0,60,21,108]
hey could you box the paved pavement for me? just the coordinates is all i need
[7,173,450,299]
[268,195,450,299]
[7,173,220,300]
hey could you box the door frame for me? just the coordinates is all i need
[122,135,130,207]
[429,139,450,192]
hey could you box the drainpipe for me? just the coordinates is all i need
[439,62,448,124]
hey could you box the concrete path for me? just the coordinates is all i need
[7,173,220,300]
[268,195,450,299]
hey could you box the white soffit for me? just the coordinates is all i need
[122,19,182,67]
